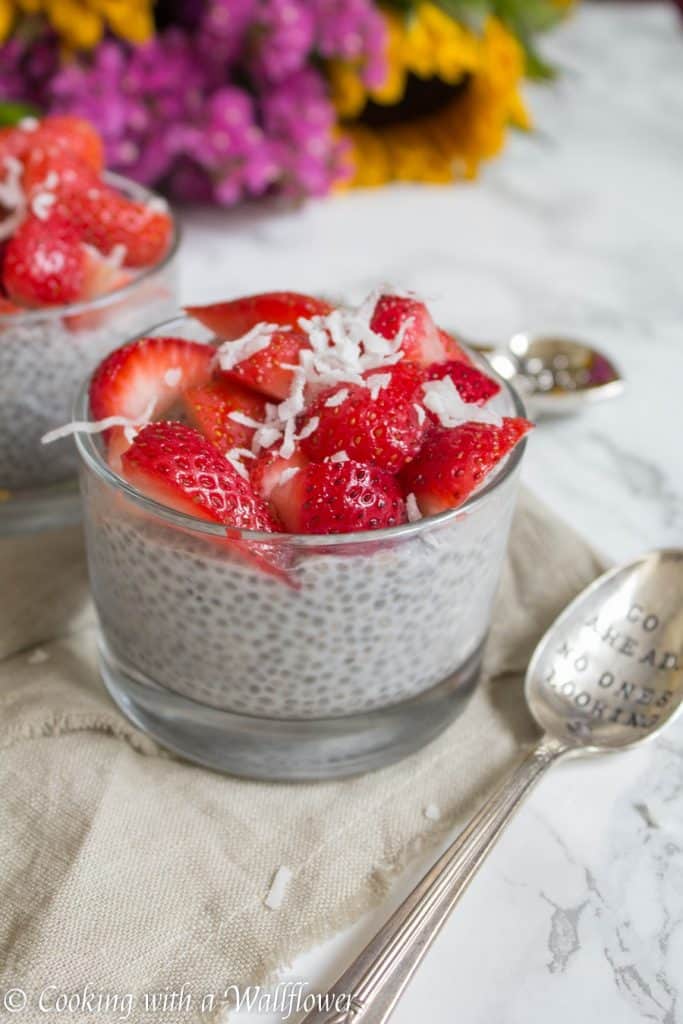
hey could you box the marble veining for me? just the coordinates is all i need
[176,5,683,1020]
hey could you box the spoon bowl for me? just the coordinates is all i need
[467,332,624,417]
[527,549,683,750]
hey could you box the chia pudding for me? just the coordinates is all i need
[76,295,530,777]
[82,454,519,719]
[0,261,178,492]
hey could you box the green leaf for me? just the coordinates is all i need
[0,101,41,127]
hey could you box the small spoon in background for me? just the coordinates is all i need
[302,549,683,1024]
[464,332,625,417]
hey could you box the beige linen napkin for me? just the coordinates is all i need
[0,490,604,1024]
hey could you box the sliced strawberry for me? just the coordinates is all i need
[370,294,448,367]
[182,377,266,453]
[271,459,406,535]
[251,445,309,501]
[186,291,333,339]
[399,419,533,516]
[122,422,280,530]
[64,247,135,331]
[424,360,500,405]
[0,297,21,314]
[216,327,310,401]
[0,124,31,165]
[80,245,134,299]
[2,212,86,307]
[34,115,104,173]
[64,184,172,268]
[437,327,472,365]
[90,336,215,469]
[122,421,288,580]
[22,146,95,199]
[298,362,426,473]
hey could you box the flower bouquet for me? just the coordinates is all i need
[0,0,568,205]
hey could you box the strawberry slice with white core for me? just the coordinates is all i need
[271,459,407,535]
[121,422,280,531]
[424,359,500,405]
[216,326,310,401]
[182,376,266,453]
[399,418,533,516]
[89,336,214,469]
[370,295,448,367]
[298,361,426,473]
[251,445,309,501]
[122,422,287,580]
[186,291,333,339]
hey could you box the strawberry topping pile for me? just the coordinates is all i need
[83,289,533,541]
[0,115,173,312]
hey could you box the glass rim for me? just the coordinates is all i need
[74,317,529,547]
[0,171,180,324]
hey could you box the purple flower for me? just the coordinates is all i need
[177,85,278,203]
[197,0,257,70]
[50,31,209,186]
[248,0,315,84]
[309,0,387,87]
[0,34,59,107]
[262,68,352,197]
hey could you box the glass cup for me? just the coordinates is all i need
[76,317,528,780]
[0,173,180,535]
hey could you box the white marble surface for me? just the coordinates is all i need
[178,5,683,1020]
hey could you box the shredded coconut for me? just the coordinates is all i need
[424,803,441,821]
[217,294,415,465]
[278,466,301,485]
[27,648,49,665]
[295,416,319,441]
[366,372,392,400]
[217,323,279,370]
[406,493,422,523]
[328,450,349,464]
[164,367,183,388]
[227,447,256,460]
[264,865,293,909]
[31,191,56,221]
[228,410,265,430]
[41,398,156,446]
[421,378,502,429]
[324,388,349,408]
[225,454,250,480]
[413,402,426,426]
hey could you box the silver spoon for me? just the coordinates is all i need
[303,550,683,1024]
[466,332,624,417]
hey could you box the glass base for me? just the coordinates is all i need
[0,479,81,536]
[99,638,484,781]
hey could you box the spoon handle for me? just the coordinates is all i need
[301,735,568,1024]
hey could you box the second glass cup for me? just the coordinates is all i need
[76,316,528,780]
[0,173,180,535]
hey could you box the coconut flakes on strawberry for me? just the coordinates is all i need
[67,289,533,540]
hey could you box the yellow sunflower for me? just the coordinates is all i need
[0,0,154,48]
[328,4,531,187]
